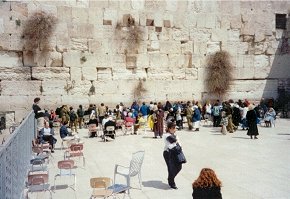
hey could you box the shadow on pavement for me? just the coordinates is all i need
[142,180,170,190]
[232,137,251,139]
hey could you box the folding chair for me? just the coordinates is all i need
[124,121,134,135]
[90,177,113,199]
[54,160,76,191]
[116,120,125,134]
[103,126,116,142]
[108,150,145,197]
[26,172,52,199]
[31,146,50,164]
[138,121,147,135]
[64,143,85,167]
[88,123,99,137]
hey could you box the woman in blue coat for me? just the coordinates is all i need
[192,105,201,131]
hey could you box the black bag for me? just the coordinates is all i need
[172,143,187,164]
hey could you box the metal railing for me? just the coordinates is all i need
[0,111,35,199]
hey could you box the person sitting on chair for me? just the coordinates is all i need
[39,120,57,153]
[88,114,98,138]
[264,107,276,127]
[60,121,70,139]
[103,116,116,139]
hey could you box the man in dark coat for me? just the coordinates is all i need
[246,104,259,139]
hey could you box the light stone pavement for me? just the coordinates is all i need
[28,119,290,199]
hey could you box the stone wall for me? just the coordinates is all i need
[0,0,290,120]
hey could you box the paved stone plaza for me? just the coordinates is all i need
[28,119,290,199]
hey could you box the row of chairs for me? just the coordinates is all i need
[26,140,85,198]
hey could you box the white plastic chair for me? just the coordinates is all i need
[108,151,145,197]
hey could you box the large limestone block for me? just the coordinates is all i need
[232,67,254,79]
[0,34,10,50]
[254,43,266,55]
[172,68,186,80]
[132,0,145,10]
[61,95,90,107]
[254,66,271,79]
[172,28,189,41]
[69,80,92,96]
[159,41,180,54]
[136,54,149,68]
[46,51,63,67]
[71,38,88,51]
[0,52,22,67]
[243,55,254,67]
[111,54,126,68]
[0,67,30,80]
[88,8,103,25]
[23,51,36,67]
[230,15,242,29]
[254,55,269,67]
[229,80,277,94]
[41,80,67,95]
[9,33,24,51]
[1,80,41,96]
[70,67,82,81]
[180,40,193,53]
[147,68,172,80]
[32,67,70,81]
[88,39,102,53]
[196,14,207,28]
[94,80,118,94]
[238,42,249,55]
[97,68,112,81]
[72,7,88,23]
[185,68,198,80]
[207,42,221,55]
[220,14,231,29]
[103,9,117,22]
[56,33,70,52]
[82,67,97,81]
[149,53,169,68]
[194,42,207,55]
[0,18,4,34]
[228,29,240,42]
[165,0,177,11]
[205,14,216,29]
[68,23,94,39]
[211,29,227,42]
[57,6,72,22]
[168,53,193,68]
[190,29,211,42]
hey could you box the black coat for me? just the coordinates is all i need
[192,186,222,199]
[246,110,259,136]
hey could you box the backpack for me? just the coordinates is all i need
[213,106,220,116]
[70,111,77,121]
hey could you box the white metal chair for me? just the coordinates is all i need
[108,150,145,197]
[90,177,113,199]
[54,160,76,192]
[26,172,52,199]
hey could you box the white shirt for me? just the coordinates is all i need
[43,127,51,136]
[102,118,109,126]
[163,133,180,151]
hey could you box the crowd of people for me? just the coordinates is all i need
[32,97,277,198]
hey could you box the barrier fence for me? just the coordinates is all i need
[0,111,35,199]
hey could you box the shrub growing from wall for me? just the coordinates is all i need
[206,51,233,98]
[22,11,57,57]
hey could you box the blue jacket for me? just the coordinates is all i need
[192,108,201,122]
[60,125,69,139]
[140,105,149,116]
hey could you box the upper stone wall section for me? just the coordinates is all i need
[0,0,289,117]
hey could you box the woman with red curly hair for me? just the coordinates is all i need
[192,168,222,199]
